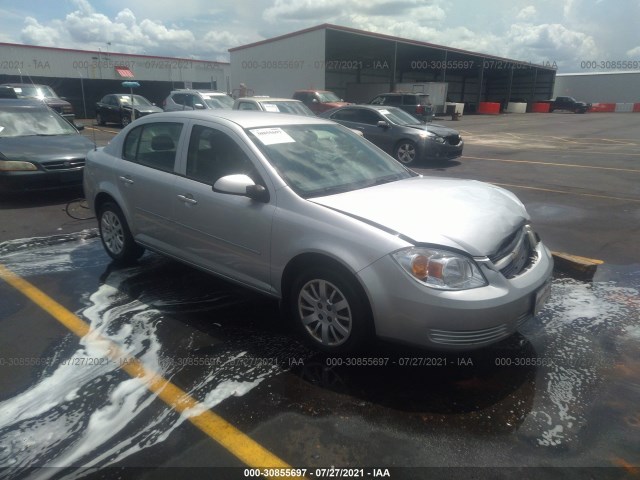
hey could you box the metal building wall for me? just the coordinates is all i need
[553,72,640,103]
[229,29,326,98]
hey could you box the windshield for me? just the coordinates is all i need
[0,107,78,137]
[11,85,58,99]
[120,95,153,106]
[261,101,315,116]
[378,107,423,126]
[203,94,234,109]
[317,91,341,103]
[247,124,414,198]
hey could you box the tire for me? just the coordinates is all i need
[394,140,417,165]
[289,266,370,353]
[121,115,131,127]
[98,202,144,263]
[96,112,106,126]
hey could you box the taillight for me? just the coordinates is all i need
[416,105,424,114]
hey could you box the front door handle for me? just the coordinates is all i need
[119,175,134,184]
[177,194,198,205]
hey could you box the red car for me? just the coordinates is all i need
[292,90,351,114]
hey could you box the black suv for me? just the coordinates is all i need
[369,92,434,123]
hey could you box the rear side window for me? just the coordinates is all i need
[402,95,417,105]
[123,122,183,172]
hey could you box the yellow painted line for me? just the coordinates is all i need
[491,182,640,203]
[0,263,299,477]
[463,155,640,173]
[83,125,121,135]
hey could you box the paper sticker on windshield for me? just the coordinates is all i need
[250,127,295,145]
[379,109,390,115]
[263,103,280,113]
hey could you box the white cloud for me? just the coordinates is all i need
[506,23,600,65]
[516,5,537,21]
[21,17,63,47]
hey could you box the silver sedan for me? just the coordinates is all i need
[84,111,553,352]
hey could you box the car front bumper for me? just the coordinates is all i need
[0,168,84,192]
[421,139,464,161]
[357,242,554,350]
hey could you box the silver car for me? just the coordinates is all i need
[84,111,553,353]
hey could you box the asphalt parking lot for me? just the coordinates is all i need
[1,113,639,479]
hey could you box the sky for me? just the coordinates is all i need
[0,0,638,73]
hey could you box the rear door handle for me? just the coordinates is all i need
[119,175,134,185]
[177,194,198,205]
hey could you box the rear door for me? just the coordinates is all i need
[116,121,186,252]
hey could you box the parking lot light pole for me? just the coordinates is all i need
[122,81,141,122]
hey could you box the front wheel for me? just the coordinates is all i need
[121,115,131,127]
[98,202,144,263]
[96,112,106,126]
[394,140,417,165]
[289,266,370,353]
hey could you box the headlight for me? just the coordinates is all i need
[0,160,38,171]
[418,131,445,143]
[392,247,487,290]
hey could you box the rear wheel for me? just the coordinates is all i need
[394,140,417,165]
[289,266,370,353]
[98,202,144,263]
[121,115,131,127]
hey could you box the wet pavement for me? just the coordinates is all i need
[0,233,639,479]
[1,114,639,479]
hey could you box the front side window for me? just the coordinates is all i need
[248,124,414,198]
[186,125,257,185]
[237,102,258,111]
[122,122,183,172]
[317,91,341,102]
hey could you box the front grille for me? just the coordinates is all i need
[429,324,509,346]
[445,134,460,145]
[42,158,85,171]
[490,226,538,279]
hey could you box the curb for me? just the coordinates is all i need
[552,251,604,281]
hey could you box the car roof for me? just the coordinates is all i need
[154,110,334,129]
[376,92,427,96]
[334,104,401,112]
[170,89,227,95]
[239,97,303,103]
[1,83,49,88]
[0,98,49,108]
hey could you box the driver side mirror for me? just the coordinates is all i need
[377,120,389,129]
[193,103,206,109]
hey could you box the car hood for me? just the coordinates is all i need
[406,123,458,136]
[309,176,528,256]
[323,101,351,108]
[0,135,95,162]
[126,105,163,114]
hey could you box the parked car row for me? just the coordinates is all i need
[1,84,462,195]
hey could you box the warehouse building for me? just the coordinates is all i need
[230,23,557,113]
[0,42,230,117]
[2,23,557,117]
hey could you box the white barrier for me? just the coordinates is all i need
[615,103,634,112]
[506,102,527,113]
